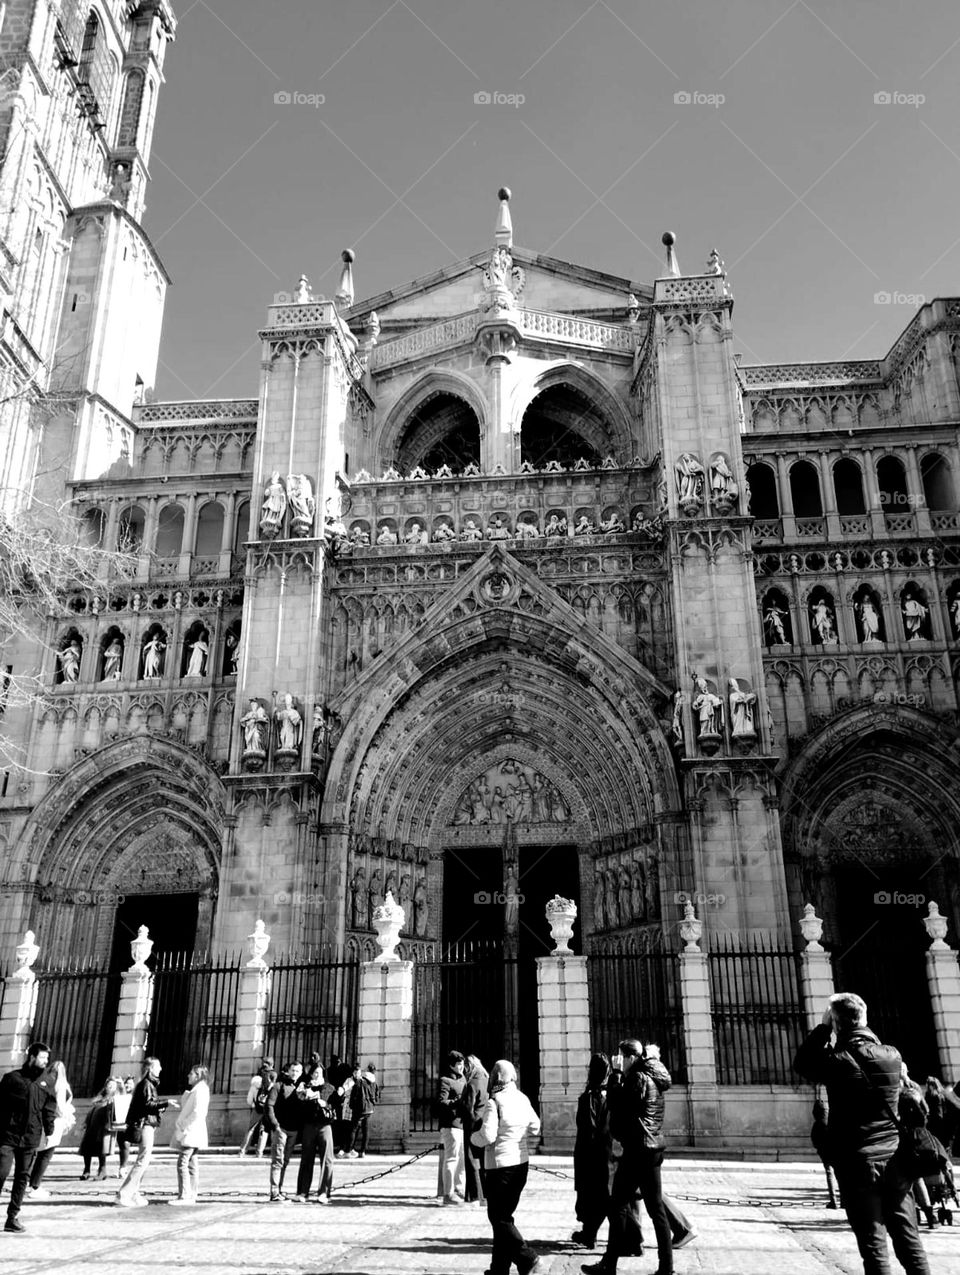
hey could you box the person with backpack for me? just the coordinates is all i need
[347,1062,379,1158]
[239,1056,276,1158]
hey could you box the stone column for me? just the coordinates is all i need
[229,922,273,1132]
[110,926,155,1075]
[357,960,414,1152]
[0,931,40,1068]
[678,905,720,1143]
[923,902,960,1079]
[798,904,835,1029]
[536,897,589,1152]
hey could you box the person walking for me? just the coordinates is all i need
[292,1062,336,1204]
[116,1057,179,1208]
[436,1049,467,1205]
[0,1041,57,1233]
[794,992,931,1275]
[78,1077,120,1180]
[113,1076,135,1178]
[461,1054,488,1205]
[169,1065,210,1205]
[475,1058,541,1275]
[239,1056,276,1157]
[573,1054,616,1249]
[264,1060,303,1201]
[26,1059,75,1199]
[347,1062,379,1158]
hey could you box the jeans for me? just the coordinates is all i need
[269,1127,299,1196]
[834,1154,931,1275]
[350,1116,370,1154]
[608,1146,673,1272]
[296,1123,333,1198]
[464,1134,485,1203]
[176,1147,200,1199]
[0,1146,37,1221]
[485,1162,537,1275]
[440,1127,465,1198]
[29,1145,55,1190]
[118,1125,155,1201]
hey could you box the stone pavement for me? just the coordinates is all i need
[1,1150,959,1275]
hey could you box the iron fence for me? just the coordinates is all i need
[588,952,687,1083]
[146,953,242,1093]
[261,956,360,1074]
[708,940,806,1085]
[32,964,122,1096]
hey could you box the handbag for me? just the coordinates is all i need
[125,1118,146,1145]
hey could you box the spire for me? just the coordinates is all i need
[495,186,513,249]
[661,231,680,278]
[335,248,355,309]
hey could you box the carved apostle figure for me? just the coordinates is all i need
[671,691,684,746]
[631,860,647,921]
[902,594,929,641]
[241,698,268,752]
[594,872,607,931]
[286,474,316,535]
[618,865,632,920]
[376,524,398,545]
[857,598,882,643]
[59,638,82,683]
[186,631,209,677]
[604,868,620,930]
[141,633,165,679]
[275,694,302,751]
[260,472,287,538]
[312,706,326,756]
[367,869,383,928]
[728,678,758,738]
[102,637,123,681]
[692,675,723,737]
[350,867,366,928]
[951,596,960,639]
[460,519,483,542]
[413,877,428,937]
[763,601,789,645]
[675,453,706,508]
[544,514,567,537]
[398,874,412,931]
[811,598,837,645]
[504,861,520,936]
[709,453,738,507]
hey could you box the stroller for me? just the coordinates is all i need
[910,1127,958,1228]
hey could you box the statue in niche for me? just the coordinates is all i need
[515,518,539,540]
[675,453,706,512]
[260,472,287,539]
[141,633,165,679]
[350,867,366,928]
[404,522,426,545]
[461,519,483,542]
[618,865,632,920]
[544,514,567,537]
[311,706,326,756]
[631,859,646,921]
[692,674,723,737]
[275,694,302,752]
[600,512,625,534]
[604,868,620,930]
[225,630,240,676]
[185,631,209,677]
[102,637,123,681]
[349,525,370,546]
[384,868,398,903]
[240,699,269,753]
[486,517,511,541]
[413,877,428,937]
[59,638,82,683]
[728,679,758,738]
[286,474,315,536]
[593,872,607,931]
[504,861,520,936]
[574,514,596,536]
[432,522,456,542]
[398,874,411,931]
[763,601,789,645]
[810,598,837,645]
[857,597,882,644]
[709,453,738,510]
[902,593,930,641]
[951,596,960,638]
[671,691,684,746]
[376,524,398,545]
[367,869,383,928]
[645,859,660,918]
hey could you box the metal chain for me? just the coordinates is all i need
[334,1143,442,1192]
[527,1160,832,1209]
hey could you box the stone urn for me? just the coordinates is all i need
[799,903,824,951]
[12,930,39,983]
[373,891,405,963]
[924,901,950,951]
[246,919,271,969]
[129,925,153,973]
[679,901,702,952]
[545,895,577,956]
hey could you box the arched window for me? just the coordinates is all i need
[233,500,250,556]
[877,455,910,516]
[790,460,823,518]
[921,452,955,511]
[746,463,779,519]
[194,502,224,556]
[520,385,607,469]
[117,505,145,552]
[79,508,106,547]
[77,10,113,124]
[395,393,481,474]
[79,11,99,68]
[116,68,144,148]
[155,504,184,557]
[761,588,792,647]
[833,458,866,515]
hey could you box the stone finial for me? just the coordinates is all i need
[128,924,153,973]
[924,900,950,951]
[12,930,39,983]
[495,186,513,248]
[661,230,680,278]
[372,890,405,963]
[706,247,725,276]
[679,900,702,951]
[799,902,824,951]
[545,894,577,956]
[335,248,355,309]
[294,274,311,303]
[246,918,271,969]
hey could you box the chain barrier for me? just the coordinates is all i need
[334,1143,442,1192]
[527,1160,831,1209]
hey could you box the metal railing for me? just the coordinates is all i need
[588,952,686,1082]
[31,964,122,1096]
[708,940,806,1085]
[261,956,360,1074]
[146,953,242,1093]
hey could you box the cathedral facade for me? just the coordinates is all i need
[2,2,960,1136]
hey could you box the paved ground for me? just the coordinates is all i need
[1,1149,959,1274]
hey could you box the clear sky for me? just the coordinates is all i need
[145,0,960,401]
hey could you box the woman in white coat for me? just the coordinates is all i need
[170,1065,210,1204]
[474,1059,542,1275]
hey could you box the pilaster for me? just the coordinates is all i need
[536,954,591,1152]
[357,960,414,1152]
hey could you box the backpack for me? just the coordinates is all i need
[254,1070,275,1111]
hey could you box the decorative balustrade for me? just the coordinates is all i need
[739,361,881,388]
[796,518,825,538]
[370,313,480,369]
[136,400,259,424]
[753,519,782,541]
[931,512,960,532]
[840,515,871,536]
[884,513,916,534]
[653,275,730,306]
[519,309,636,351]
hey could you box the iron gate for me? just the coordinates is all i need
[709,941,806,1085]
[588,952,686,1082]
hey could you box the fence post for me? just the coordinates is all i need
[536,897,590,1153]
[923,902,960,1079]
[229,921,272,1132]
[678,905,720,1144]
[110,926,155,1075]
[0,931,40,1067]
[798,904,835,1030]
[358,894,412,1152]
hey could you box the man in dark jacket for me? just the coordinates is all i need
[265,1061,303,1201]
[436,1049,466,1204]
[347,1062,379,1158]
[0,1042,56,1233]
[583,1039,674,1275]
[794,992,930,1275]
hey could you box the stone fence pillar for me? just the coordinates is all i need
[678,905,720,1143]
[357,893,413,1152]
[536,895,589,1153]
[798,904,835,1030]
[923,902,960,1079]
[229,922,273,1113]
[0,931,40,1067]
[110,926,155,1075]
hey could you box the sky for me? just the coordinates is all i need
[144,0,960,401]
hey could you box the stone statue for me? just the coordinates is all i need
[141,633,165,679]
[59,638,82,683]
[350,867,365,928]
[593,872,606,931]
[706,248,725,275]
[504,861,520,935]
[902,594,929,641]
[952,596,960,638]
[349,524,370,546]
[367,869,383,928]
[185,631,209,677]
[286,474,316,536]
[486,516,511,541]
[709,453,738,509]
[618,865,632,919]
[398,874,411,931]
[811,598,837,645]
[600,512,625,534]
[631,859,646,921]
[604,868,619,929]
[241,699,269,753]
[544,514,567,537]
[294,274,311,303]
[404,522,426,545]
[857,598,882,643]
[692,674,723,737]
[432,522,456,542]
[312,706,326,756]
[675,453,706,511]
[102,637,123,681]
[515,518,539,540]
[461,519,483,542]
[225,630,240,676]
[574,514,596,536]
[260,472,287,538]
[275,693,302,751]
[763,601,789,645]
[376,524,398,545]
[413,876,428,937]
[671,690,684,745]
[728,678,758,738]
